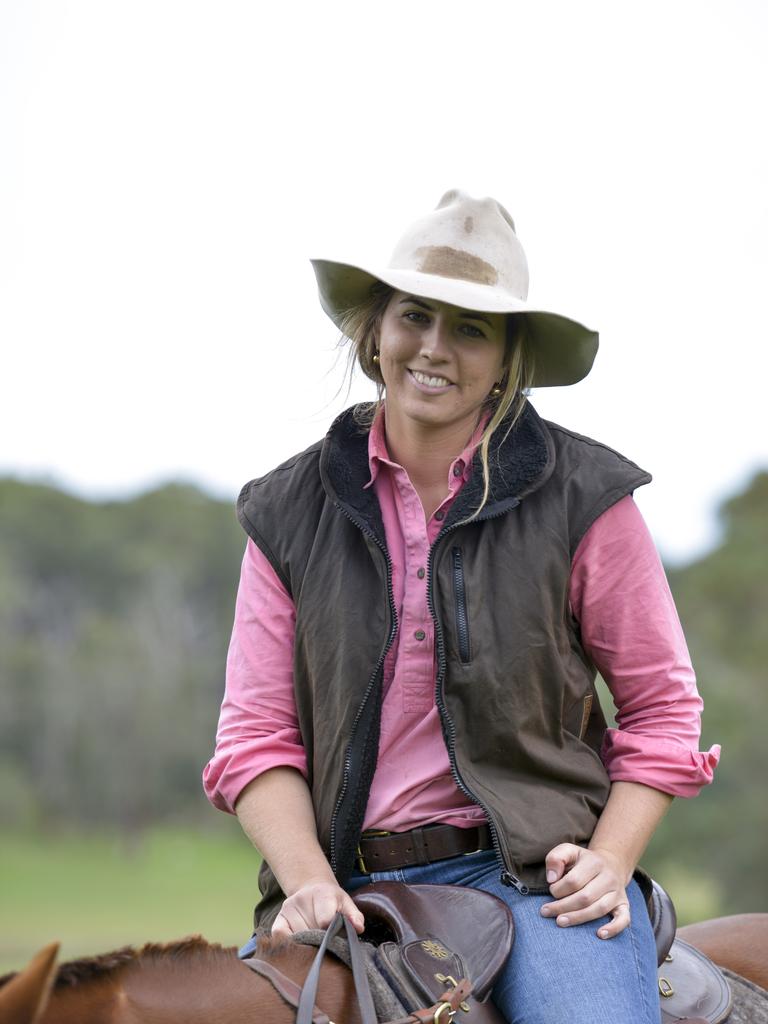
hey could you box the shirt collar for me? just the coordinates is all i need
[364,403,488,490]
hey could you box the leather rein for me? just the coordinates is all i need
[243,913,471,1024]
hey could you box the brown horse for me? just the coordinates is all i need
[0,935,362,1024]
[2,916,768,1024]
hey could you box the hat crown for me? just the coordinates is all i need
[388,190,530,302]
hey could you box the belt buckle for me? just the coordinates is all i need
[461,826,486,857]
[355,830,390,875]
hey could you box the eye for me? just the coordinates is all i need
[459,323,486,339]
[403,309,430,324]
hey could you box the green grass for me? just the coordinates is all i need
[0,822,262,974]
[0,821,729,978]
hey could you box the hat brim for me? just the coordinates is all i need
[311,258,598,388]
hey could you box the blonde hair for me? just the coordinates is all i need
[338,283,535,521]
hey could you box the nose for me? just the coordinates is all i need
[419,317,451,361]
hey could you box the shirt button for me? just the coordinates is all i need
[434,509,445,521]
[453,464,463,477]
[414,629,426,641]
[417,567,426,579]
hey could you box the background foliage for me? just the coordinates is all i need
[1,473,766,969]
[0,480,244,830]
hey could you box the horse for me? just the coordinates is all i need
[2,915,768,1024]
[0,934,362,1024]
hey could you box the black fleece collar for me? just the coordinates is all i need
[319,402,555,546]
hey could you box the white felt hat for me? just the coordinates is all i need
[311,190,598,387]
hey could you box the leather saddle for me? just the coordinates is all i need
[353,879,732,1024]
[354,882,512,1024]
[638,873,732,1023]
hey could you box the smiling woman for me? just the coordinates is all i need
[339,283,534,519]
[202,191,720,1024]
[374,292,507,515]
[380,294,505,416]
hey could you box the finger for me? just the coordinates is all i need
[308,889,365,932]
[273,902,312,936]
[545,843,580,886]
[544,890,626,928]
[311,893,346,930]
[547,856,604,899]
[541,876,607,918]
[541,876,609,918]
[271,914,291,939]
[340,895,366,934]
[597,902,631,939]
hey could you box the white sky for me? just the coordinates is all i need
[1,0,766,564]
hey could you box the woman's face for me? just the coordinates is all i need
[377,290,507,438]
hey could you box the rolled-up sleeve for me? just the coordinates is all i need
[569,495,720,797]
[202,538,307,814]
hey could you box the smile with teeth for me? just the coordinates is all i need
[410,369,453,388]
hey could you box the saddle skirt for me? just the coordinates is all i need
[642,876,733,1023]
[353,882,512,1023]
[353,881,513,1002]
[658,938,733,1024]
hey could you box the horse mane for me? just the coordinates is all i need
[0,936,240,990]
[252,932,298,957]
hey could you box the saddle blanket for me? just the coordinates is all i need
[287,929,408,1023]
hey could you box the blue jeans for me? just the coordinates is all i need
[240,849,661,1024]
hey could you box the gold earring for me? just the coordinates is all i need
[490,382,503,397]
[372,353,380,364]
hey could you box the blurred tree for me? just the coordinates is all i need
[0,479,244,830]
[641,471,768,916]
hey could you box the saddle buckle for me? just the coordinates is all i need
[659,976,675,998]
[435,974,471,1012]
[433,1002,456,1024]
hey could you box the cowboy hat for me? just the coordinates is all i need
[311,190,598,387]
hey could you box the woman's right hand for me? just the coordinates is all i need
[272,879,366,938]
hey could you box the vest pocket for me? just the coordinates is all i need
[578,694,594,740]
[451,547,472,664]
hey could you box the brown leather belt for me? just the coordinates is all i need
[355,824,493,874]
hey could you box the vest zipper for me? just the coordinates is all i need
[328,502,399,877]
[328,497,551,895]
[451,546,471,664]
[427,502,549,896]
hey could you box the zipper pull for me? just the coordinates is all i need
[500,870,529,895]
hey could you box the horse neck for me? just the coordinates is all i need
[31,946,252,1024]
[252,939,362,1024]
[39,973,124,1024]
[36,940,359,1024]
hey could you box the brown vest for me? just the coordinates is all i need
[237,402,651,928]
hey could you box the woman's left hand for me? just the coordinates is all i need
[539,843,631,939]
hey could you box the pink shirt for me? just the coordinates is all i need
[203,412,720,823]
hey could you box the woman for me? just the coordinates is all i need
[203,191,719,1023]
